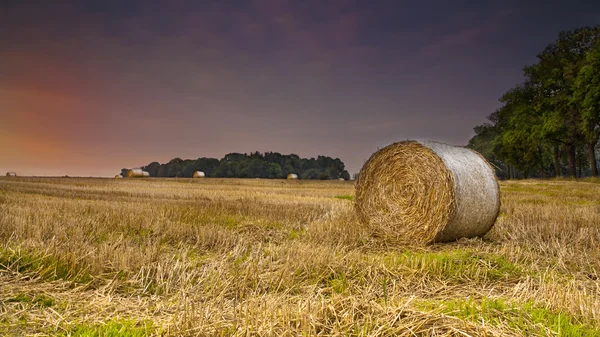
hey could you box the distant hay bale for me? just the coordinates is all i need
[355,140,500,244]
[6,172,17,177]
[115,175,123,179]
[142,171,150,177]
[193,171,205,178]
[127,168,144,178]
[287,173,298,180]
[338,178,345,181]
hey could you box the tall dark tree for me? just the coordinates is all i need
[574,41,600,176]
[470,26,600,180]
[143,162,161,177]
[340,170,351,181]
[526,26,600,177]
[166,158,184,177]
[499,84,546,177]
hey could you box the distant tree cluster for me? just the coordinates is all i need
[122,152,351,180]
[469,26,600,179]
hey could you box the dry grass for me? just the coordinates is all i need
[0,177,599,336]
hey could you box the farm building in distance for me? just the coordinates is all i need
[6,172,17,177]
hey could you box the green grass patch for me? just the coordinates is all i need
[183,249,212,266]
[381,249,522,282]
[328,272,348,294]
[0,247,92,284]
[34,294,55,308]
[6,293,33,304]
[6,293,55,308]
[63,319,156,337]
[416,298,600,336]
[334,195,353,201]
[288,228,306,240]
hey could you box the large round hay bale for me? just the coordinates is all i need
[355,140,500,244]
[287,173,298,180]
[127,168,144,178]
[193,171,205,178]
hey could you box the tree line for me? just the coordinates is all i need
[468,26,600,179]
[121,152,351,180]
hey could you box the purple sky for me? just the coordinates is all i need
[1,0,599,176]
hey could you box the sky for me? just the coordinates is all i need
[1,1,600,177]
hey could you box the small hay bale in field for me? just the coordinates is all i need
[142,171,150,177]
[355,140,500,244]
[115,175,123,179]
[127,168,144,178]
[338,178,345,181]
[287,173,298,180]
[193,171,205,178]
[6,172,17,177]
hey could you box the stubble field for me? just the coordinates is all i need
[0,177,599,336]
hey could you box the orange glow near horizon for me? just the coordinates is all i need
[0,85,119,176]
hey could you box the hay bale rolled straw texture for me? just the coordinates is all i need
[355,140,500,244]
[287,173,298,180]
[127,168,144,178]
[193,171,205,178]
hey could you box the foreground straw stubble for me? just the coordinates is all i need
[1,177,599,336]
